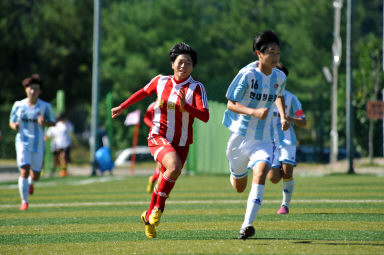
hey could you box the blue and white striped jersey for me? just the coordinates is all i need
[223,62,286,142]
[272,90,305,146]
[10,98,56,152]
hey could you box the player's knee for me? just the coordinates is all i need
[232,175,247,193]
[235,185,246,193]
[269,176,281,184]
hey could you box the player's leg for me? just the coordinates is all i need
[144,138,187,236]
[267,147,283,184]
[277,163,294,214]
[19,165,30,210]
[28,150,44,196]
[148,149,185,225]
[226,133,249,193]
[147,162,161,194]
[238,142,272,240]
[277,145,296,214]
[16,143,30,210]
[59,149,68,177]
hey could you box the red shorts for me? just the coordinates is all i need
[148,136,189,173]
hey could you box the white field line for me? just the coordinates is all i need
[0,176,126,189]
[0,199,384,208]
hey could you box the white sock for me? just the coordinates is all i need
[282,179,294,208]
[18,177,29,203]
[28,176,33,185]
[241,184,265,229]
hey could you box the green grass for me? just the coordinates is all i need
[0,174,383,254]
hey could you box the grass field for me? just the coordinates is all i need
[0,173,383,254]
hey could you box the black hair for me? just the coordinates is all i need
[253,30,280,53]
[169,42,197,66]
[57,112,68,121]
[276,63,289,77]
[22,73,43,88]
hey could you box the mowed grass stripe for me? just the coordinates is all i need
[1,240,384,255]
[2,198,384,207]
[2,213,384,226]
[1,201,383,213]
[1,229,383,245]
[1,208,383,219]
[2,221,384,235]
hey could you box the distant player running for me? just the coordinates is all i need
[111,42,209,239]
[9,74,56,210]
[223,30,289,239]
[267,63,307,214]
[143,102,162,194]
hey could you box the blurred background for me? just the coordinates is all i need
[0,0,382,169]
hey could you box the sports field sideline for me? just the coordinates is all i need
[0,168,383,255]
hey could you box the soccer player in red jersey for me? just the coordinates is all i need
[143,102,162,194]
[111,42,209,239]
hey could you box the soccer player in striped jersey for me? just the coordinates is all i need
[143,102,162,194]
[223,30,289,239]
[9,74,56,211]
[268,63,307,215]
[111,42,209,239]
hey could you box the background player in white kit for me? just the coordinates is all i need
[267,63,307,215]
[46,112,74,177]
[9,74,56,210]
[223,30,289,239]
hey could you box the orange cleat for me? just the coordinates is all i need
[19,202,29,211]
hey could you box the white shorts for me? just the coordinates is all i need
[271,144,297,168]
[226,133,273,179]
[16,142,44,172]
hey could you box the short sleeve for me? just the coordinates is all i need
[9,102,20,123]
[44,104,56,123]
[226,72,249,102]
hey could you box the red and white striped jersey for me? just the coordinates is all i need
[144,75,209,146]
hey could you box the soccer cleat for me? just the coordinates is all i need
[19,202,29,211]
[140,211,156,238]
[238,225,255,240]
[28,184,34,195]
[277,205,289,214]
[146,176,155,194]
[149,207,163,226]
[59,170,68,177]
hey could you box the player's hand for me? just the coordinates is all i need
[251,107,268,120]
[10,122,19,131]
[281,118,290,131]
[178,88,186,107]
[111,106,124,118]
[37,113,45,126]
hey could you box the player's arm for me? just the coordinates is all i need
[143,111,153,127]
[9,103,20,131]
[227,100,268,120]
[143,103,155,128]
[111,88,150,119]
[9,121,19,131]
[226,71,268,120]
[179,86,209,123]
[275,96,289,131]
[287,116,307,127]
[38,109,56,127]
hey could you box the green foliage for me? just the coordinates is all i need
[0,0,382,157]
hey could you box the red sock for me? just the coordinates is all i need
[146,187,158,220]
[151,167,160,183]
[155,174,176,210]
